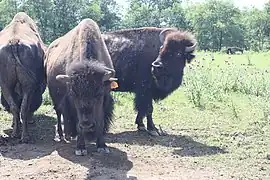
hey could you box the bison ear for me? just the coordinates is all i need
[56,74,70,84]
[186,54,195,63]
[103,71,113,82]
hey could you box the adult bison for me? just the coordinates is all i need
[0,12,46,143]
[226,47,244,54]
[45,18,117,155]
[102,27,197,136]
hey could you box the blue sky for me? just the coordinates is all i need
[115,0,268,10]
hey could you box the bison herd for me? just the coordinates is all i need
[0,12,197,155]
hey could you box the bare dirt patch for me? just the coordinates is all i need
[0,114,226,180]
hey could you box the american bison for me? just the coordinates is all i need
[0,12,46,143]
[226,47,243,54]
[102,27,197,136]
[45,18,117,155]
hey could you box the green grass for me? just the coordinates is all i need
[0,51,269,179]
[111,51,270,178]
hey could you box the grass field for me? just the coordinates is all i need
[0,51,269,180]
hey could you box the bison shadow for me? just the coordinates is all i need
[0,114,57,160]
[107,130,227,157]
[55,141,135,180]
[0,113,135,179]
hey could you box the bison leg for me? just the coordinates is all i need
[61,99,76,141]
[135,90,166,136]
[54,107,64,141]
[20,92,33,143]
[75,133,87,156]
[63,115,71,141]
[146,104,159,136]
[96,135,110,154]
[1,88,21,138]
[135,112,146,131]
[147,111,166,136]
[145,103,165,136]
[134,89,150,131]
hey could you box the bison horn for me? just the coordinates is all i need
[103,67,117,82]
[109,77,118,81]
[159,28,177,43]
[185,42,197,52]
[104,67,115,74]
[103,70,117,82]
[56,74,70,84]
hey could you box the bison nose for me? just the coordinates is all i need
[80,121,95,129]
[152,61,163,68]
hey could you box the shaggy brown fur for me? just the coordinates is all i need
[46,18,116,155]
[0,12,46,143]
[160,31,196,55]
[102,27,197,136]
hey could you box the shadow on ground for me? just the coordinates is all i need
[0,114,57,160]
[107,130,227,157]
[56,142,135,180]
[0,114,134,179]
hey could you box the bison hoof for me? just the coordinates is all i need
[65,135,71,141]
[20,136,30,144]
[28,119,35,124]
[148,125,168,136]
[71,136,77,141]
[97,147,110,154]
[53,136,62,142]
[11,131,21,139]
[137,125,146,131]
[75,149,88,156]
[148,130,160,136]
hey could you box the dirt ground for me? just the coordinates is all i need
[0,107,268,180]
[0,124,227,180]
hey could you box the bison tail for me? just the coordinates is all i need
[8,39,37,84]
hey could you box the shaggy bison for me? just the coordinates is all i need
[226,47,244,54]
[45,19,117,155]
[102,27,197,136]
[0,12,46,143]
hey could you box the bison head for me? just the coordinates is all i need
[56,61,116,135]
[151,28,197,92]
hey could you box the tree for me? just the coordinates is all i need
[186,0,244,51]
[81,0,122,32]
[123,0,186,28]
[21,0,54,43]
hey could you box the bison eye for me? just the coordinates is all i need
[159,45,164,52]
[176,52,182,58]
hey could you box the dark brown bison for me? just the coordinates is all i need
[226,47,243,54]
[0,12,46,143]
[102,27,197,136]
[45,18,117,155]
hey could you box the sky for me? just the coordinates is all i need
[115,0,268,10]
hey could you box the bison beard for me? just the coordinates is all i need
[46,18,116,155]
[55,61,115,155]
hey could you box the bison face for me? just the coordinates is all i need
[56,61,116,135]
[151,28,197,92]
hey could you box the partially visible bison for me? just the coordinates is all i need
[0,12,46,143]
[102,27,197,136]
[226,47,244,54]
[45,18,117,155]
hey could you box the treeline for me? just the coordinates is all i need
[0,0,269,51]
